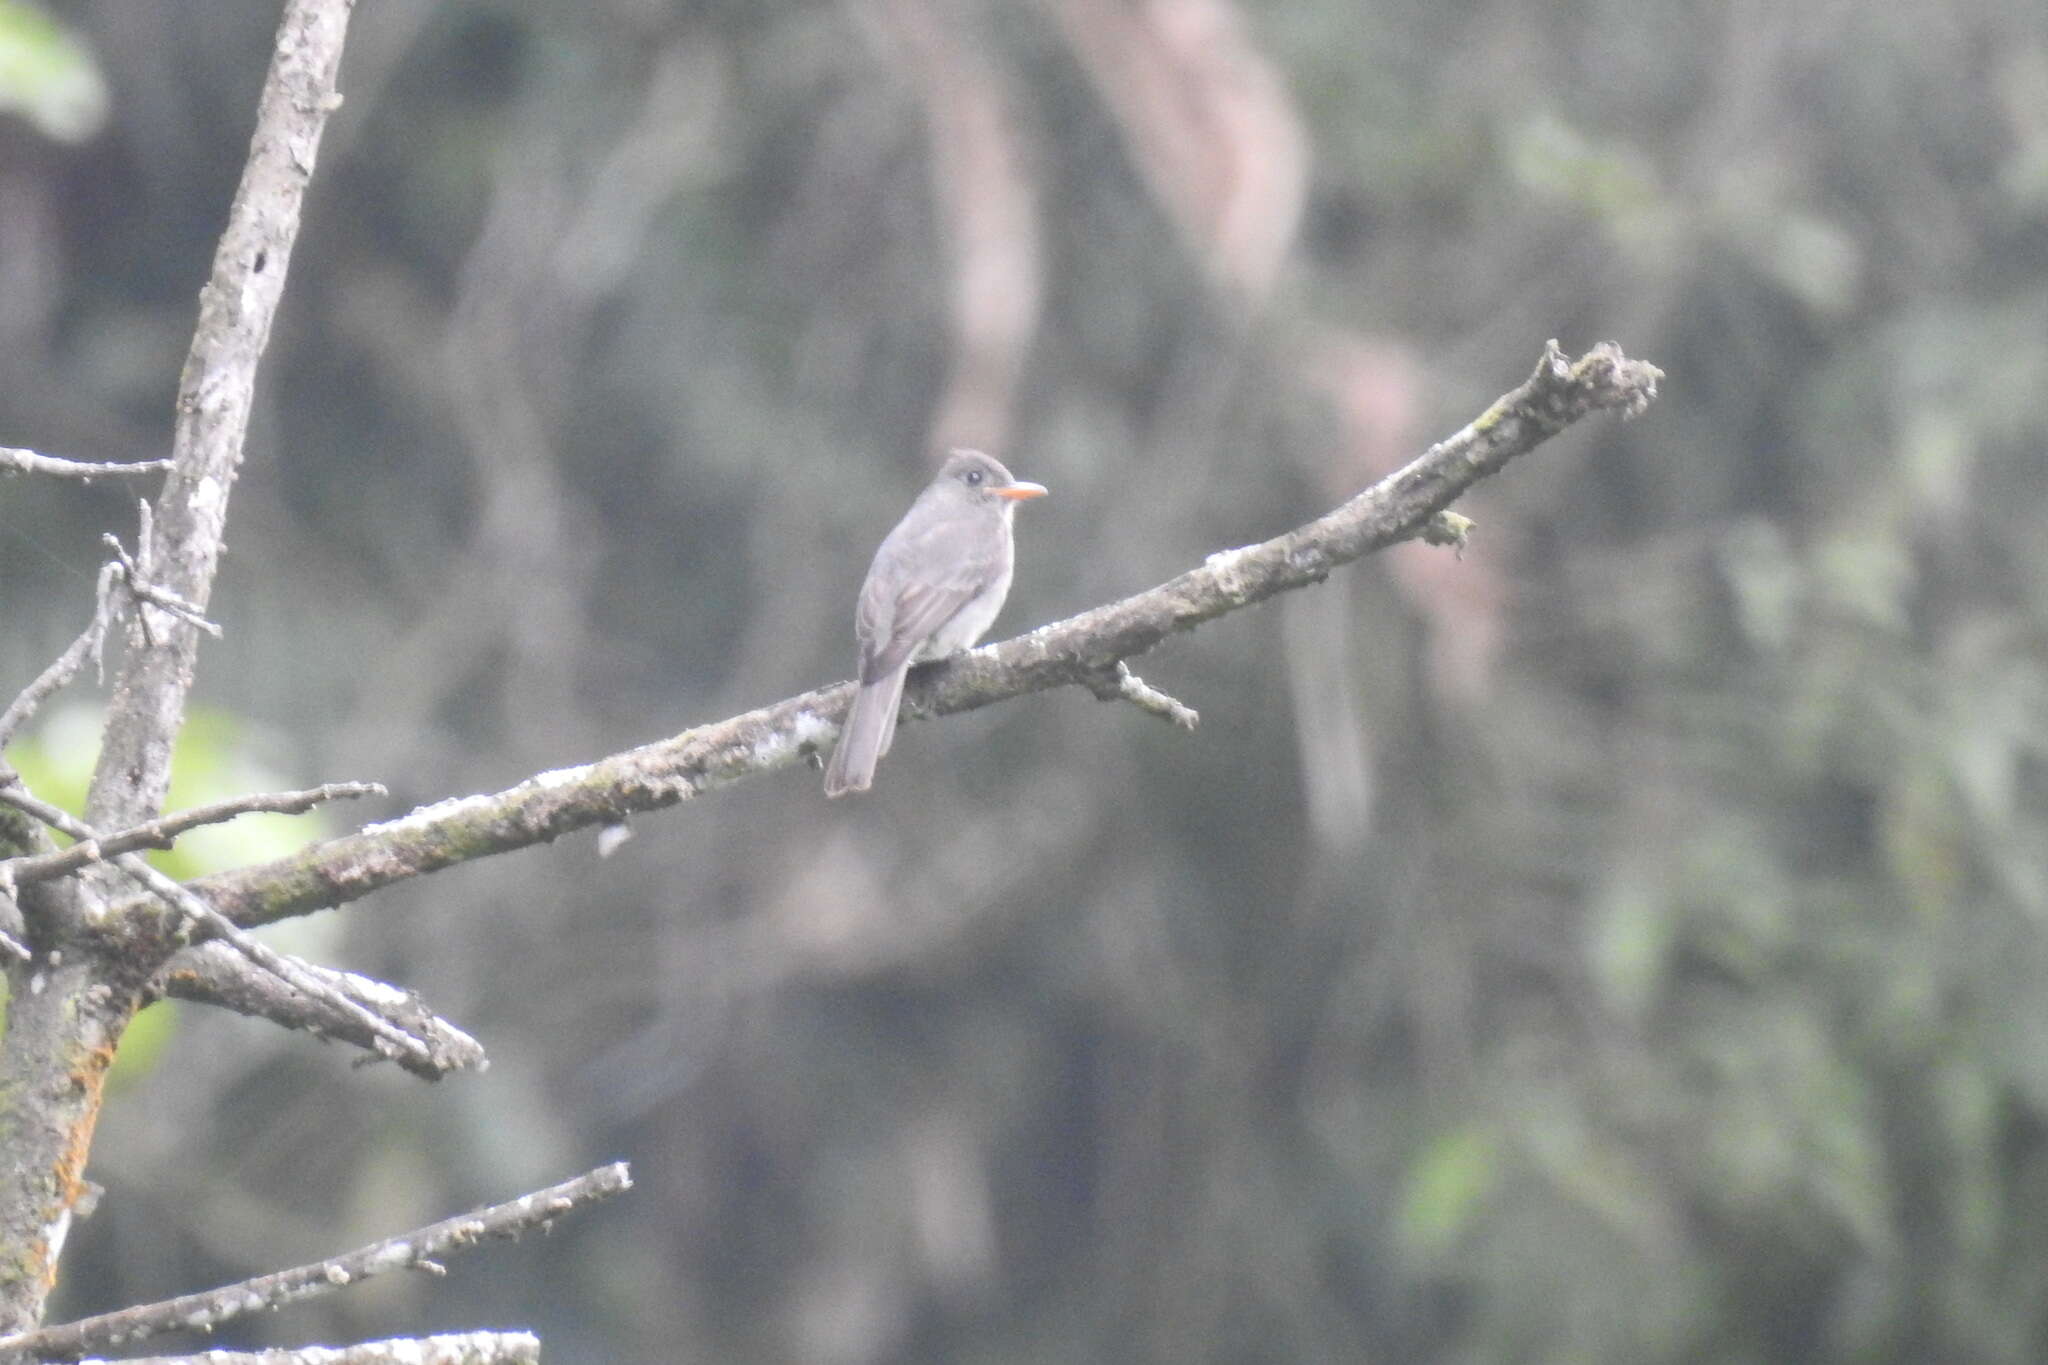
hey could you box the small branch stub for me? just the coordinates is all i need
[1420,511,1475,555]
[1085,662,1199,730]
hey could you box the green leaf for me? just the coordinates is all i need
[1398,1123,1501,1263]
[0,1,108,143]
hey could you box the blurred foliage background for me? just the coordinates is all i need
[4,0,2048,1360]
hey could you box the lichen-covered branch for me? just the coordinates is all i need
[0,1164,629,1361]
[0,787,442,1072]
[76,1331,539,1365]
[98,341,1659,936]
[155,943,486,1081]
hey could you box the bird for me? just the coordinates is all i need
[823,448,1047,796]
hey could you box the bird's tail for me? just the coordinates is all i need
[822,664,908,797]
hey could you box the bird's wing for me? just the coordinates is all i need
[856,513,1006,679]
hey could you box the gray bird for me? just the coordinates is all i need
[823,449,1047,797]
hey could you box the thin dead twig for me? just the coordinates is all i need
[0,563,125,750]
[4,782,385,886]
[103,526,222,640]
[0,513,243,758]
[0,446,173,481]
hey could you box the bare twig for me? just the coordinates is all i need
[0,447,173,481]
[0,788,438,1071]
[156,942,487,1081]
[93,340,1659,935]
[77,1330,540,1364]
[102,530,223,639]
[0,521,257,753]
[0,1165,631,1361]
[4,782,384,887]
[0,563,124,750]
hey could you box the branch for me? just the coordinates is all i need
[76,1331,539,1364]
[0,519,262,754]
[0,447,172,481]
[91,341,1657,935]
[0,1165,630,1361]
[0,564,124,750]
[0,788,445,1073]
[155,942,486,1081]
[3,784,385,887]
[84,0,352,837]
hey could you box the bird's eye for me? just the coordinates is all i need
[963,469,983,486]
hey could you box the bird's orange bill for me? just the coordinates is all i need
[995,481,1049,500]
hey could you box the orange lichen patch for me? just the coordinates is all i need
[37,1041,117,1289]
[25,1234,55,1296]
